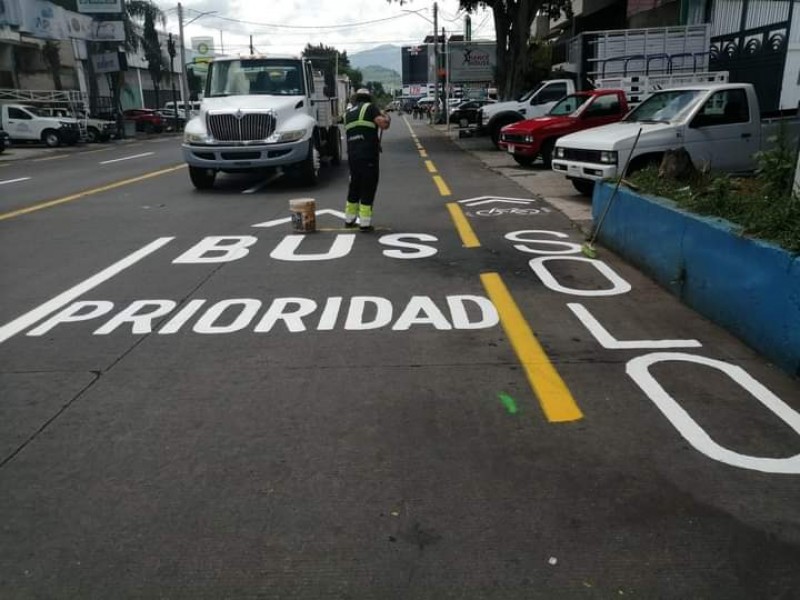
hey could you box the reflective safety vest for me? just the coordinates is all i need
[344,102,380,159]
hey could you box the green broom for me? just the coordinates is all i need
[582,127,644,258]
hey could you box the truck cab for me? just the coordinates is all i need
[498,90,629,167]
[182,54,342,190]
[477,79,575,147]
[1,103,80,147]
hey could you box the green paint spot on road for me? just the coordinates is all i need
[499,392,518,414]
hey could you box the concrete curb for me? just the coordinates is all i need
[593,182,800,377]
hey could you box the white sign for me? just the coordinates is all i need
[91,20,125,42]
[19,0,65,40]
[77,0,122,14]
[64,10,93,40]
[191,36,215,58]
[448,42,496,83]
[92,51,120,74]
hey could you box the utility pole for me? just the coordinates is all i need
[220,30,224,55]
[250,35,254,55]
[433,1,438,124]
[178,2,190,122]
[167,33,179,131]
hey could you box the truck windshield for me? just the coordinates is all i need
[625,89,704,123]
[206,59,305,97]
[517,81,545,103]
[548,94,590,116]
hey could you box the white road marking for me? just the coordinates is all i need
[0,177,31,186]
[99,152,155,165]
[0,237,174,344]
[252,208,346,228]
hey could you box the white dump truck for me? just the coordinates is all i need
[182,54,346,189]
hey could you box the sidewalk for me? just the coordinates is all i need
[427,122,595,234]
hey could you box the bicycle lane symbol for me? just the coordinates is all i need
[456,195,551,218]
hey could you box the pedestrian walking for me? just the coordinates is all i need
[342,88,391,232]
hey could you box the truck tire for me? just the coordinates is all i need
[189,166,216,190]
[540,139,555,168]
[571,178,595,196]
[298,140,319,186]
[513,154,535,167]
[86,127,100,143]
[329,126,342,166]
[42,129,61,148]
[489,114,522,148]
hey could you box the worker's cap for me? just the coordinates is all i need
[355,87,372,98]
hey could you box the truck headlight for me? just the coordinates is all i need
[275,129,307,143]
[184,131,211,144]
[524,135,534,143]
[599,151,618,164]
[555,146,565,159]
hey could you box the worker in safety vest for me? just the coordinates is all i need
[342,88,391,231]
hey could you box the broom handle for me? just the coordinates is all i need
[589,127,643,245]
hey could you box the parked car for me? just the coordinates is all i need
[41,107,116,143]
[123,109,164,133]
[552,82,800,195]
[0,128,9,153]
[498,90,629,167]
[0,103,80,147]
[448,99,495,127]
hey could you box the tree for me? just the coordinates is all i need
[142,9,166,108]
[389,0,571,99]
[42,42,63,91]
[302,42,363,94]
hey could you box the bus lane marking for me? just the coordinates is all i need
[0,177,31,186]
[480,272,583,423]
[0,237,174,344]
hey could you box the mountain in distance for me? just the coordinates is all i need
[360,65,402,92]
[349,44,402,74]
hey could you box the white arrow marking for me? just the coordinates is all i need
[100,152,155,165]
[0,177,31,186]
[456,195,536,206]
[252,208,347,228]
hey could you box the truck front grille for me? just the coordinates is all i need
[501,133,528,143]
[207,112,276,142]
[562,148,602,163]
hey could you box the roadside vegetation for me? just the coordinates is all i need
[627,136,800,253]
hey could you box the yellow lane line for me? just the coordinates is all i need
[419,149,428,158]
[424,160,437,173]
[432,174,451,196]
[0,164,186,222]
[481,272,583,423]
[446,202,479,247]
[33,154,69,162]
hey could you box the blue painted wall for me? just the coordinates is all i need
[592,182,800,377]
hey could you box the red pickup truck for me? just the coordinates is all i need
[498,89,629,167]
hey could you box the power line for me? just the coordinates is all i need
[184,8,421,30]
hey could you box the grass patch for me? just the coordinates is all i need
[626,141,800,253]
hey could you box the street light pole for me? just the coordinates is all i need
[167,33,179,131]
[433,2,438,124]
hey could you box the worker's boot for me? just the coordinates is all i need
[344,201,359,228]
[358,204,374,232]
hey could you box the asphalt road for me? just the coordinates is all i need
[1,120,799,599]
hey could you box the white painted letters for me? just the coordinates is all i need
[194,299,262,334]
[255,298,318,332]
[173,236,257,264]
[94,300,177,334]
[447,295,499,330]
[392,296,453,330]
[380,234,439,259]
[627,352,800,474]
[270,234,355,262]
[27,301,114,336]
[505,230,583,255]
[530,256,632,297]
[345,296,393,330]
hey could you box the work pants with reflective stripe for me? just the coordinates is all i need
[347,157,380,206]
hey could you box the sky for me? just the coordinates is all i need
[153,0,496,59]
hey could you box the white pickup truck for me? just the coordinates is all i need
[182,54,344,189]
[478,79,575,146]
[552,82,800,195]
[0,103,81,147]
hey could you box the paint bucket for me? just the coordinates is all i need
[289,198,316,233]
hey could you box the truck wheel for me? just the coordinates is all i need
[513,154,535,167]
[298,141,319,186]
[540,139,555,168]
[329,126,342,166]
[86,127,100,143]
[189,167,216,190]
[571,178,595,196]
[42,129,61,148]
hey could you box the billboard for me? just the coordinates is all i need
[401,45,431,86]
[77,0,122,14]
[447,42,496,83]
[92,20,125,42]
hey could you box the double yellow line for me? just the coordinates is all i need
[403,116,582,423]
